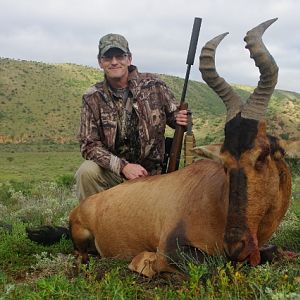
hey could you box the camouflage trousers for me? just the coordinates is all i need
[75,160,124,202]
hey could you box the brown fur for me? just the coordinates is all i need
[221,122,291,266]
[70,160,229,277]
[69,120,291,277]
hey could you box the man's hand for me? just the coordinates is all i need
[121,163,148,180]
[175,109,188,126]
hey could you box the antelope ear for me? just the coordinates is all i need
[192,144,223,163]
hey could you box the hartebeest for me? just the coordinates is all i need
[68,18,291,277]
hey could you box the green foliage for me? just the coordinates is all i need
[271,209,300,251]
[0,181,299,299]
[288,158,300,177]
[1,58,299,145]
[0,180,77,226]
[0,58,102,144]
[280,133,290,140]
[170,259,300,299]
[55,174,75,189]
[0,222,73,275]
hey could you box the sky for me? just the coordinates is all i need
[1,0,300,93]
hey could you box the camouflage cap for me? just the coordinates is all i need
[98,33,130,57]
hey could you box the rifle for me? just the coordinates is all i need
[184,110,196,166]
[167,17,202,173]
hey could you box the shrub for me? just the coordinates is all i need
[0,181,77,226]
[55,174,75,189]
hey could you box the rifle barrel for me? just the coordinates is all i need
[167,17,202,173]
[186,17,202,66]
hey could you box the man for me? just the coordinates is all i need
[75,33,188,201]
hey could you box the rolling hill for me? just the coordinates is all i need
[0,57,299,145]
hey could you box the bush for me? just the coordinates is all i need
[0,181,77,226]
[55,174,75,189]
[287,158,300,177]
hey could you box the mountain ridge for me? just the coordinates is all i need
[1,57,299,145]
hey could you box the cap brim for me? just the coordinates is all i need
[101,45,127,56]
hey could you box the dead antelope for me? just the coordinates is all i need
[69,18,291,277]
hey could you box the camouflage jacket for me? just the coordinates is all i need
[78,65,178,176]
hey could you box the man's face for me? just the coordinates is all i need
[99,48,132,80]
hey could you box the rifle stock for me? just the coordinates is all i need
[167,103,188,172]
[167,17,202,173]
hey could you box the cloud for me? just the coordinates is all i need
[0,0,299,92]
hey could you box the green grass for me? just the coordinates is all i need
[0,154,299,299]
[0,220,299,299]
[0,144,83,182]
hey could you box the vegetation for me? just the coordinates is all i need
[1,58,300,145]
[0,176,299,299]
[0,58,299,298]
[0,144,82,182]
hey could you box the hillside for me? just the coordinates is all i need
[0,57,299,145]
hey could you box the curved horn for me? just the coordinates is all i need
[199,32,243,122]
[242,18,279,120]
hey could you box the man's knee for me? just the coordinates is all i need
[76,160,100,183]
[75,160,104,201]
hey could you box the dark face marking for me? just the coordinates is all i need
[222,113,259,159]
[224,169,248,238]
[227,169,248,222]
[222,115,255,260]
